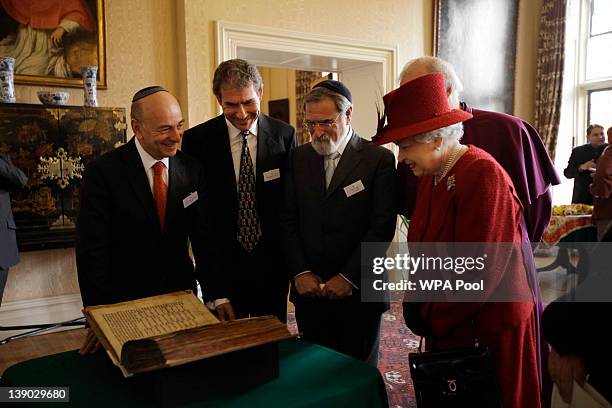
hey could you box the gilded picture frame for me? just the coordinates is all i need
[433,0,519,114]
[0,0,107,89]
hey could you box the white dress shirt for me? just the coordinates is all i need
[225,117,258,184]
[323,127,353,182]
[134,137,169,192]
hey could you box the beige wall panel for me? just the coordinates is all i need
[514,0,543,123]
[259,67,297,127]
[181,0,432,125]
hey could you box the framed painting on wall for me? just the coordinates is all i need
[0,0,107,89]
[434,0,519,114]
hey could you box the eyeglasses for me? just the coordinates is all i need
[303,113,342,133]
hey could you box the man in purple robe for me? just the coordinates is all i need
[393,56,561,407]
[395,57,561,240]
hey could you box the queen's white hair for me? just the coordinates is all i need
[413,122,464,145]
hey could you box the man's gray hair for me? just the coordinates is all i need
[304,86,351,113]
[413,123,464,145]
[213,59,263,99]
[399,56,463,107]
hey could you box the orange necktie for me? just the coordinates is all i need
[152,161,167,231]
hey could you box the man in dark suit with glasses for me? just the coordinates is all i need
[281,80,397,363]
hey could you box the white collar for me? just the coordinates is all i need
[335,127,353,156]
[134,137,169,170]
[225,116,259,138]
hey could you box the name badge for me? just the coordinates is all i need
[263,168,281,182]
[183,191,198,208]
[344,180,365,197]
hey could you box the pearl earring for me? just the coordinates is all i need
[435,147,441,151]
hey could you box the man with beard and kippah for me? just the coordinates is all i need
[182,59,296,323]
[280,80,397,364]
[76,86,210,354]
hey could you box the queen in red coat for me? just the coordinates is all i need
[374,72,541,408]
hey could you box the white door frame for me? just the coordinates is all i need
[215,20,398,94]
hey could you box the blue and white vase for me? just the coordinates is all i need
[81,66,98,107]
[0,56,16,103]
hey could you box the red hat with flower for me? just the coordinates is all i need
[373,72,472,145]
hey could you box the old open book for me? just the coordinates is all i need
[82,291,295,377]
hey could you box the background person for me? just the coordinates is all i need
[0,153,27,306]
[564,124,607,205]
[543,231,612,405]
[396,56,560,243]
[590,126,612,241]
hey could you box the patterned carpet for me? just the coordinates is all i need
[287,301,418,408]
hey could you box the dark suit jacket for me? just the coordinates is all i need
[564,143,608,204]
[281,133,397,311]
[76,139,208,307]
[591,147,612,221]
[0,154,27,269]
[543,234,612,401]
[181,114,296,301]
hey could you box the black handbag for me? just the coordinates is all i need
[408,323,502,408]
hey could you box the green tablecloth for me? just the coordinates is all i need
[2,339,388,407]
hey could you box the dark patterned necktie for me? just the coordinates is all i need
[237,131,261,252]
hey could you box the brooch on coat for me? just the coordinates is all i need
[447,175,456,191]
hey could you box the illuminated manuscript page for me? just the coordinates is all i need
[85,291,219,362]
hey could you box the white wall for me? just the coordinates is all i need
[340,63,384,139]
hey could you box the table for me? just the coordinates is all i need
[541,214,595,246]
[1,339,389,408]
[538,215,597,276]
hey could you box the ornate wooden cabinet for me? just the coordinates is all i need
[0,103,127,251]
